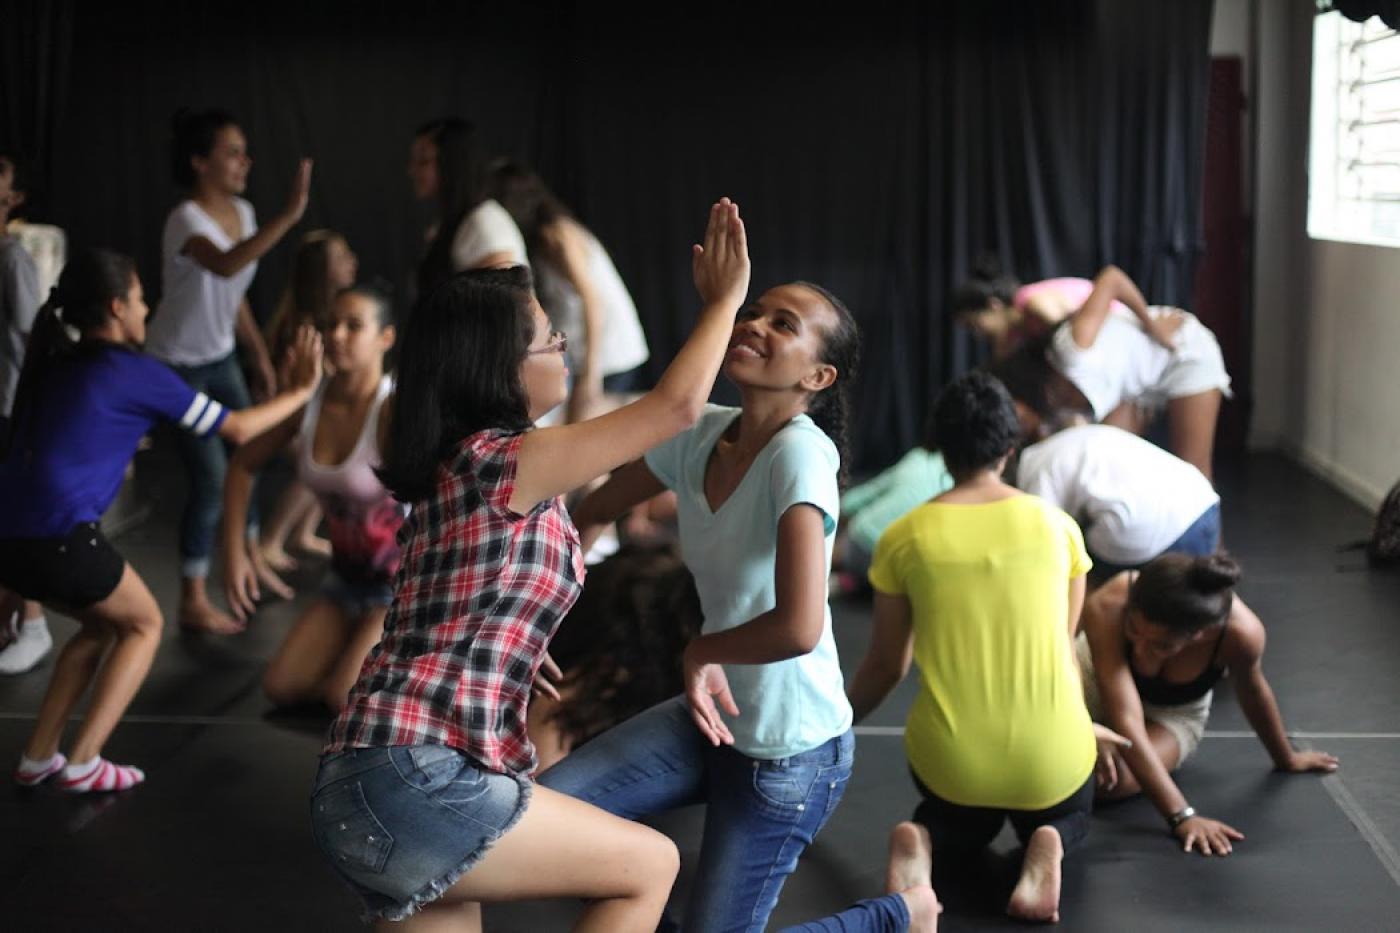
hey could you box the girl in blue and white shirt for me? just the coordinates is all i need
[0,248,320,793]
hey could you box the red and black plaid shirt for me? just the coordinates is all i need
[325,430,585,777]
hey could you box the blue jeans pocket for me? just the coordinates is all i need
[313,781,395,875]
[752,759,817,813]
[393,745,491,809]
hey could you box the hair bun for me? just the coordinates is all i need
[1190,553,1241,591]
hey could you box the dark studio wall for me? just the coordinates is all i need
[3,0,1215,470]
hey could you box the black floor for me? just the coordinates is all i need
[3,451,1400,931]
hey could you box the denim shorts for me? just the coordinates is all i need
[321,571,394,618]
[310,745,531,922]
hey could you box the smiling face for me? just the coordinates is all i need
[519,298,568,420]
[193,125,251,195]
[323,291,393,375]
[724,284,839,397]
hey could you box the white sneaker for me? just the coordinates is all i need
[0,620,53,674]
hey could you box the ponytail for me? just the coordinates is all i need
[3,248,137,459]
[794,281,861,489]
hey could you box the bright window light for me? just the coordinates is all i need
[1309,11,1400,247]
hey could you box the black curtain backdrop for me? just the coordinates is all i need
[4,0,1214,471]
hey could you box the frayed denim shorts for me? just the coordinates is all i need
[310,745,531,922]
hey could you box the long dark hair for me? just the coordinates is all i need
[951,253,1020,316]
[3,248,136,458]
[416,117,490,295]
[1129,552,1241,634]
[266,230,341,362]
[377,266,535,502]
[489,159,572,268]
[982,325,1092,439]
[170,108,238,189]
[793,281,860,488]
[544,543,703,747]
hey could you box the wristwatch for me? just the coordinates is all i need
[1167,805,1197,830]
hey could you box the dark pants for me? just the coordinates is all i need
[911,770,1094,857]
[167,353,255,579]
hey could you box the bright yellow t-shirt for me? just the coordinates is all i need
[869,494,1096,810]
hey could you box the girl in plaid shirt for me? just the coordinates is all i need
[311,200,750,928]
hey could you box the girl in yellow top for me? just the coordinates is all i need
[847,371,1102,925]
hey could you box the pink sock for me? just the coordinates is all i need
[57,757,145,793]
[15,752,67,786]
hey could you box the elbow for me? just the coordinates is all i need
[786,615,824,657]
[1094,264,1126,288]
[658,389,705,434]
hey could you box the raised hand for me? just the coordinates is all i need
[280,324,323,393]
[692,197,751,311]
[284,158,313,223]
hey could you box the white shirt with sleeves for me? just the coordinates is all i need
[1017,424,1219,565]
[449,199,528,271]
[145,198,258,367]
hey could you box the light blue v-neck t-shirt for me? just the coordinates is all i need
[645,404,853,759]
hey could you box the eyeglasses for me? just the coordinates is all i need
[527,330,568,356]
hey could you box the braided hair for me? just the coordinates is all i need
[793,281,860,488]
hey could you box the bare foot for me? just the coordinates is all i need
[294,533,332,558]
[899,884,941,933]
[1007,825,1062,924]
[179,597,245,636]
[259,542,297,573]
[248,547,296,600]
[886,821,934,894]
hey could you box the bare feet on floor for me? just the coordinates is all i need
[178,597,244,635]
[1007,825,1063,924]
[258,542,297,573]
[900,884,941,933]
[294,533,332,558]
[886,821,934,893]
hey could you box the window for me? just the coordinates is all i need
[1309,11,1400,246]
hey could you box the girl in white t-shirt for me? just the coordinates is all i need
[144,108,313,634]
[409,117,527,296]
[491,160,650,423]
[991,265,1230,481]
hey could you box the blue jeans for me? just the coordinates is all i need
[310,745,530,922]
[1164,501,1221,557]
[780,895,910,932]
[539,695,856,933]
[168,353,254,579]
[1090,502,1222,581]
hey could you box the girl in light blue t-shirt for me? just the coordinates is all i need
[548,280,878,931]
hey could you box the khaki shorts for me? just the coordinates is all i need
[1074,632,1211,766]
